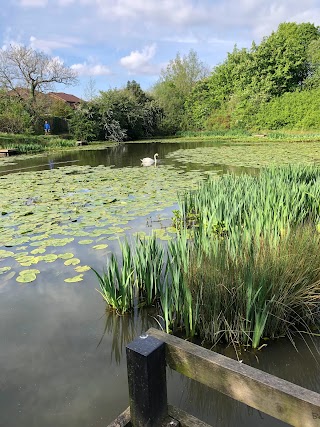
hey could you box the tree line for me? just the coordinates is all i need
[0,21,320,140]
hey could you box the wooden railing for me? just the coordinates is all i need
[108,328,320,427]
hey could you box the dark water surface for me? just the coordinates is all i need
[0,141,319,427]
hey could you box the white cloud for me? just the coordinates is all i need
[19,0,47,6]
[57,0,75,5]
[120,44,160,75]
[96,0,209,27]
[90,0,320,44]
[161,35,198,44]
[70,62,111,76]
[29,36,82,54]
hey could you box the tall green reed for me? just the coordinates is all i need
[94,165,320,348]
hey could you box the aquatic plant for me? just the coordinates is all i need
[188,225,320,348]
[134,235,164,305]
[166,141,320,168]
[95,165,320,348]
[93,240,136,314]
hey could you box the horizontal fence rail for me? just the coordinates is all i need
[148,328,320,427]
[108,328,320,427]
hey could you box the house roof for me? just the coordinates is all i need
[49,92,82,104]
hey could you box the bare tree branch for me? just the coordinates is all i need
[0,44,78,100]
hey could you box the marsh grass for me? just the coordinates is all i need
[189,226,320,348]
[0,133,77,153]
[176,129,320,142]
[93,236,165,314]
[176,129,251,138]
[95,165,320,348]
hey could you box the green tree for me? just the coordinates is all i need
[0,44,78,129]
[185,22,320,131]
[253,22,320,95]
[98,82,162,140]
[49,99,73,118]
[0,90,32,133]
[68,82,162,142]
[68,102,100,141]
[304,39,320,89]
[152,50,209,133]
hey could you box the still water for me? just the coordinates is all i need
[0,141,319,427]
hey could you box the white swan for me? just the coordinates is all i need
[140,153,159,166]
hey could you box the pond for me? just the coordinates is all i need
[0,140,319,427]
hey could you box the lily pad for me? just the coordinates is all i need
[64,274,84,283]
[0,266,11,274]
[16,272,37,283]
[40,254,58,263]
[31,247,46,254]
[64,258,80,266]
[92,244,108,250]
[74,265,91,272]
[19,269,40,275]
[0,250,14,258]
[78,239,94,244]
[58,253,74,260]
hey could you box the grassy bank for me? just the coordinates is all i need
[0,133,77,154]
[94,165,320,349]
[176,129,320,143]
[4,128,320,157]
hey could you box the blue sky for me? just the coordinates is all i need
[2,0,320,99]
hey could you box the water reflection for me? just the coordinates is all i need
[167,336,320,426]
[0,140,253,176]
[98,308,158,364]
[0,141,319,427]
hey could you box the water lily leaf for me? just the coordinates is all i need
[31,247,46,254]
[166,227,178,234]
[58,253,74,259]
[64,258,80,266]
[19,269,40,275]
[0,266,11,274]
[78,239,93,244]
[16,272,37,283]
[64,274,84,283]
[92,244,108,250]
[158,235,172,241]
[74,265,91,272]
[16,255,39,266]
[40,254,58,263]
[0,250,14,258]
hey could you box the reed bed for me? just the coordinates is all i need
[94,165,320,348]
[0,135,77,153]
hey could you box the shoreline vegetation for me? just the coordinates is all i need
[94,165,320,350]
[2,129,320,157]
[0,133,118,155]
[1,131,320,351]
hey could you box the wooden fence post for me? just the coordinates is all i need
[126,334,168,426]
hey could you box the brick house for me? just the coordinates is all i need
[48,92,82,109]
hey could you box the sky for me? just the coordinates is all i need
[1,0,320,99]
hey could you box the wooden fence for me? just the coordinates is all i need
[108,327,320,427]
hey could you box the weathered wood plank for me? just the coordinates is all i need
[0,149,18,157]
[107,407,131,427]
[168,405,212,427]
[107,405,210,427]
[126,335,168,426]
[148,328,320,427]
